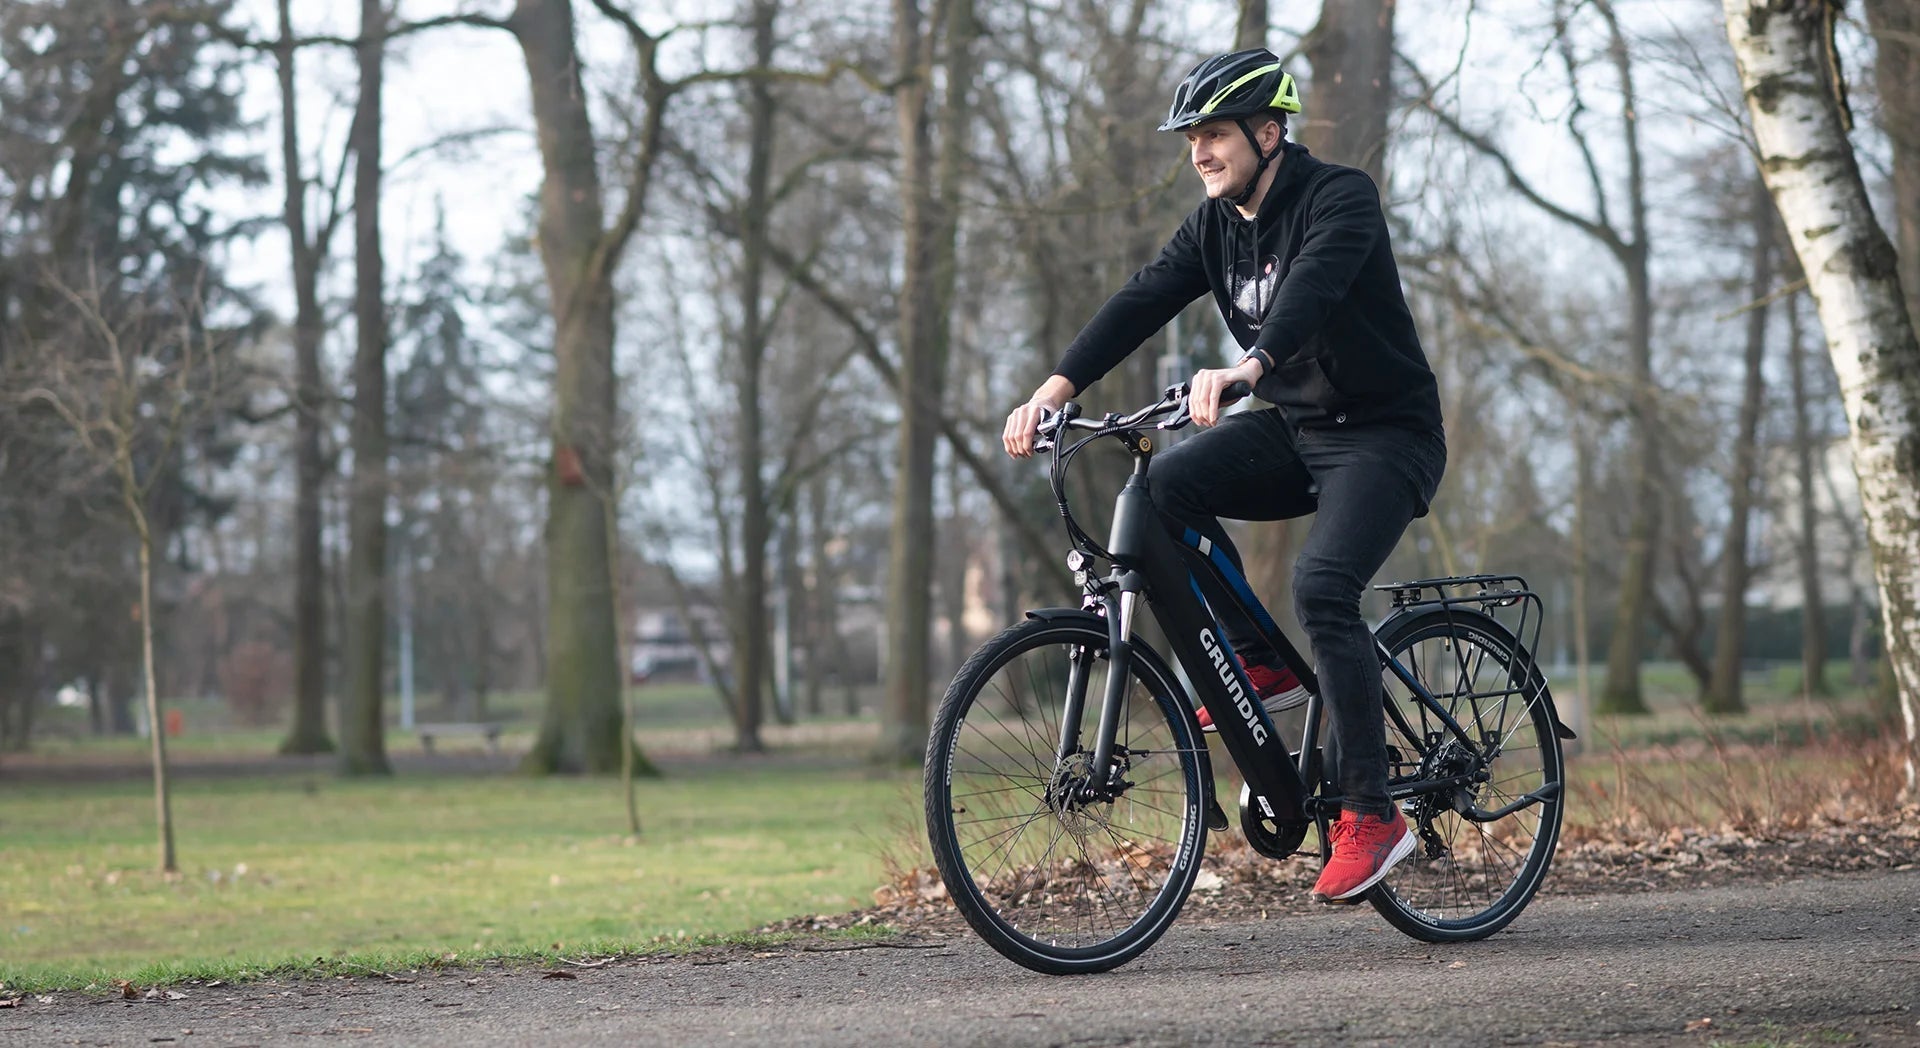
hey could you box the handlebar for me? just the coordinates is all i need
[1034,380,1251,452]
[1027,380,1252,565]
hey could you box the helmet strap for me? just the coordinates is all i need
[1230,117,1281,209]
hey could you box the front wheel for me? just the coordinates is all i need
[924,617,1209,975]
[1367,609,1565,942]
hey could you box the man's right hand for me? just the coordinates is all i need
[1003,376,1076,458]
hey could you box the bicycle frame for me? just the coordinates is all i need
[1049,425,1318,832]
[1046,409,1540,846]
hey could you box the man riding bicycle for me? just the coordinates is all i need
[1002,47,1447,904]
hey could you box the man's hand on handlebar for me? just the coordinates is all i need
[1004,375,1076,459]
[1189,355,1264,428]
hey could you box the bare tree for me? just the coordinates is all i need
[728,0,779,753]
[340,0,391,775]
[273,0,345,757]
[1704,176,1777,715]
[1785,287,1830,696]
[1725,0,1920,796]
[1416,0,1658,713]
[22,276,231,872]
[879,0,979,763]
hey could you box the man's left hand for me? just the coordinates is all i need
[1190,355,1264,427]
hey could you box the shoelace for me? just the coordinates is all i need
[1327,818,1356,850]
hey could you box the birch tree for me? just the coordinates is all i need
[1724,0,1920,796]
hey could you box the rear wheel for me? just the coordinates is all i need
[1367,610,1564,942]
[924,617,1209,975]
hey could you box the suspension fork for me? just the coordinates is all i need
[1084,587,1143,791]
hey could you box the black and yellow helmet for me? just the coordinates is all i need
[1158,48,1301,133]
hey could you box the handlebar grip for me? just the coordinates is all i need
[1221,381,1252,405]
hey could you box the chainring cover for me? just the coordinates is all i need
[1239,782,1309,859]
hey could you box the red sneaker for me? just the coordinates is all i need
[1196,658,1310,732]
[1311,808,1415,903]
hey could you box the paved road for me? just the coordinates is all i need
[14,871,1920,1047]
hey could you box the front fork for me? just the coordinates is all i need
[1054,587,1141,799]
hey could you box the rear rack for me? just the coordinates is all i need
[1373,574,1549,725]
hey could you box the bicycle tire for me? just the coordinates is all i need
[924,617,1209,975]
[1366,607,1564,942]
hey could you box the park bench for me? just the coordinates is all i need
[414,722,505,756]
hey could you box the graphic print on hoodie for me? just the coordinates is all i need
[1232,253,1281,324]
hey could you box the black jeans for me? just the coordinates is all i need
[1148,408,1446,816]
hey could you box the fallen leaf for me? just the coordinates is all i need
[118,982,138,1000]
[1685,1018,1714,1032]
[0,999,18,1009]
[1448,961,1468,970]
[542,971,577,980]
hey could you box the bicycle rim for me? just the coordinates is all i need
[925,618,1207,974]
[1369,611,1563,941]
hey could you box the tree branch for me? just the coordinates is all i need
[760,241,1070,589]
[1402,52,1627,257]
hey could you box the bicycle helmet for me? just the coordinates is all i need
[1160,48,1301,207]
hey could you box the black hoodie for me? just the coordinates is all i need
[1052,143,1443,434]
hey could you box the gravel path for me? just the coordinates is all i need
[12,869,1920,1047]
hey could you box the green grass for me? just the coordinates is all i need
[0,761,922,992]
[1549,660,1887,752]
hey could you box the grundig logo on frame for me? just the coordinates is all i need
[1199,629,1268,746]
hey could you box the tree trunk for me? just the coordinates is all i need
[1235,0,1268,50]
[943,464,970,683]
[880,0,976,764]
[339,0,391,776]
[1864,0,1920,329]
[133,518,176,867]
[1725,0,1920,797]
[804,474,829,718]
[1705,177,1774,715]
[1788,291,1830,696]
[1239,0,1397,637]
[275,0,335,756]
[514,0,633,775]
[730,0,778,755]
[1302,0,1395,186]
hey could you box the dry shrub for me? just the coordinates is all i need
[1568,721,1910,840]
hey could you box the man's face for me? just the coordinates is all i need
[1186,119,1256,199]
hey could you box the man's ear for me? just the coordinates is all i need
[1260,118,1285,154]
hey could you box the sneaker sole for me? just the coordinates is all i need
[1197,691,1312,733]
[1311,826,1417,904]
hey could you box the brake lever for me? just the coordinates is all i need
[1032,401,1081,454]
[1159,380,1251,431]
